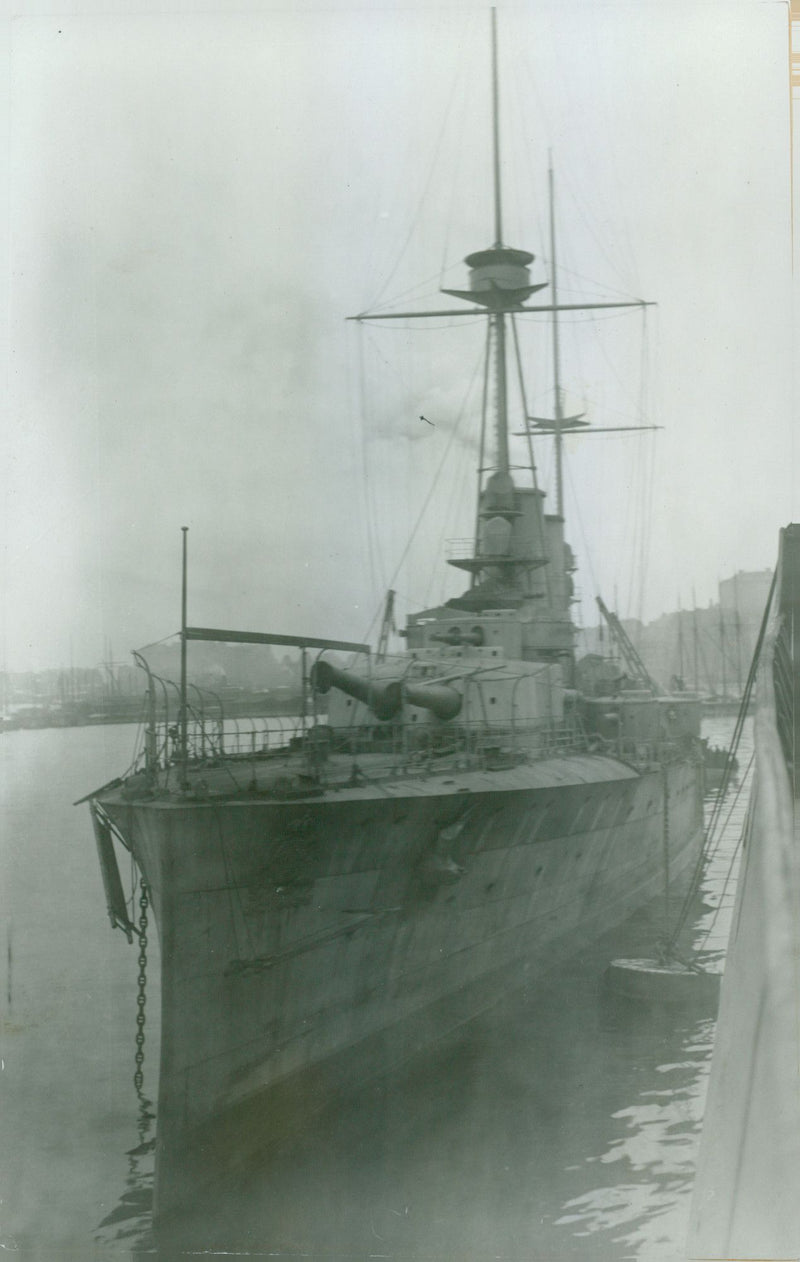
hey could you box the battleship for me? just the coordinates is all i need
[85,12,704,1225]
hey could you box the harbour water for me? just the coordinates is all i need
[1,716,747,1260]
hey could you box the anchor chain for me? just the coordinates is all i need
[133,879,149,1094]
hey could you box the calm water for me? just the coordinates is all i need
[0,717,748,1260]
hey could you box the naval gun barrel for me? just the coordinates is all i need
[311,661,462,721]
[402,680,463,720]
[310,660,401,720]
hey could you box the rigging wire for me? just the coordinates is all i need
[516,18,638,299]
[363,259,473,316]
[366,16,472,314]
[639,303,654,434]
[562,165,641,302]
[439,18,476,284]
[509,314,539,493]
[623,438,645,621]
[356,318,485,333]
[356,326,384,598]
[504,11,644,327]
[472,318,492,586]
[584,307,649,418]
[700,750,754,873]
[508,39,549,255]
[666,754,752,964]
[614,437,640,619]
[580,3,643,291]
[515,308,652,327]
[353,10,652,645]
[626,425,656,628]
[637,434,657,624]
[631,313,658,625]
[503,47,545,261]
[563,451,600,617]
[694,819,746,955]
[594,303,654,624]
[666,569,776,956]
[550,263,646,304]
[424,433,475,608]
[510,313,553,607]
[359,344,485,646]
[134,633,180,654]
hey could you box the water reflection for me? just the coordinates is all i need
[555,1012,716,1260]
[547,718,750,1260]
[95,1087,155,1250]
[149,946,721,1257]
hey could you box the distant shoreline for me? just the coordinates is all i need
[0,692,305,733]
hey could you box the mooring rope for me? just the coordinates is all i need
[665,571,776,957]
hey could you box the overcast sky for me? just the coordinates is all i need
[0,0,794,671]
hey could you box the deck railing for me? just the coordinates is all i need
[130,666,696,790]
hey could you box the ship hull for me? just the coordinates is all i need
[103,751,703,1222]
[690,527,800,1258]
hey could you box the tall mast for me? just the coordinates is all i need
[491,8,503,248]
[490,7,510,477]
[549,159,565,519]
[350,10,653,575]
[493,318,510,475]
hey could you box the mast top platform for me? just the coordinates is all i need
[465,247,534,269]
[443,244,546,311]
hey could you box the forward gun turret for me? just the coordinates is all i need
[311,660,462,722]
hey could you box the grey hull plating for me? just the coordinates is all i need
[102,751,703,1220]
[689,525,800,1257]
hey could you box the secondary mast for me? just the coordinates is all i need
[548,161,565,518]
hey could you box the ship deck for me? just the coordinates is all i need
[101,746,642,809]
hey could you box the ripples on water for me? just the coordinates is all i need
[1,716,749,1259]
[0,724,162,1258]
